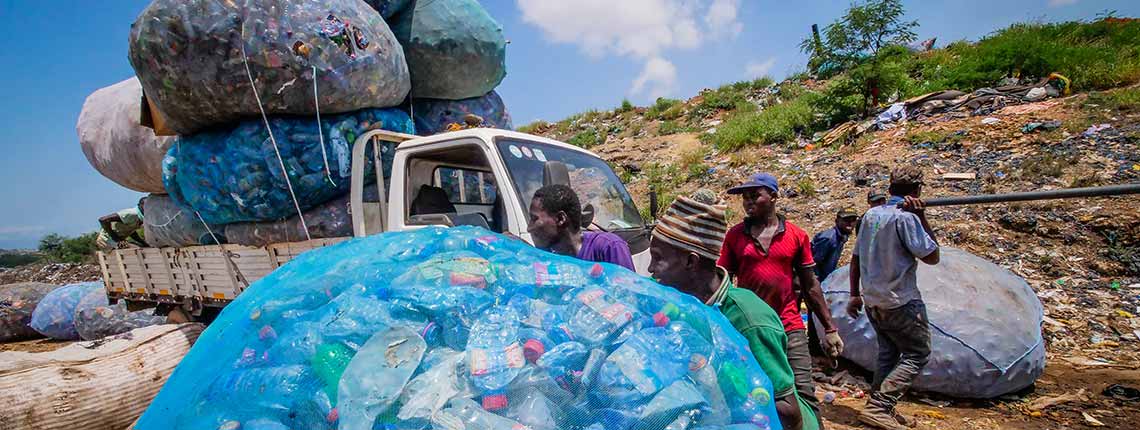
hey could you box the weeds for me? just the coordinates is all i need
[1018,152,1076,180]
[646,98,683,120]
[517,120,550,134]
[795,177,818,197]
[703,97,815,150]
[617,99,635,113]
[568,129,601,148]
[658,121,694,135]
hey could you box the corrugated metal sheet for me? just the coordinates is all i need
[0,323,202,430]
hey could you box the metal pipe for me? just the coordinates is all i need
[922,183,1140,207]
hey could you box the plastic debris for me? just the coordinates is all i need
[981,117,1001,125]
[73,287,166,341]
[29,282,104,340]
[128,0,411,134]
[1103,384,1140,402]
[163,108,411,225]
[143,194,226,248]
[224,185,378,247]
[1021,120,1062,133]
[412,91,513,135]
[76,77,174,193]
[0,282,57,342]
[134,227,782,430]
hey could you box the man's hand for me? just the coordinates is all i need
[823,330,844,358]
[846,295,864,318]
[901,196,926,215]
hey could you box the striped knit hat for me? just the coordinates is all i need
[651,189,729,261]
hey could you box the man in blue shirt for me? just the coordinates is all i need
[812,207,859,282]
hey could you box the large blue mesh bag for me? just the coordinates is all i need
[73,286,167,341]
[163,108,412,225]
[135,227,783,430]
[223,185,379,247]
[29,282,105,341]
[390,0,507,99]
[412,91,512,135]
[816,247,1045,398]
[128,0,411,135]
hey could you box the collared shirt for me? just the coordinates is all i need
[577,231,635,271]
[711,268,820,430]
[718,215,816,332]
[811,226,849,283]
[852,196,939,309]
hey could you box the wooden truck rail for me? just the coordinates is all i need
[97,238,345,308]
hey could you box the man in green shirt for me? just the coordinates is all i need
[98,198,148,248]
[648,190,821,430]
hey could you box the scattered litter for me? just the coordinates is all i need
[942,172,977,180]
[1083,124,1112,137]
[919,410,948,419]
[981,117,1001,125]
[1103,384,1140,402]
[1027,389,1085,411]
[1021,120,1062,133]
[1082,411,1106,427]
[918,397,951,408]
[1024,87,1048,102]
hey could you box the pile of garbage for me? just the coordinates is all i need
[77,0,514,247]
[816,248,1046,399]
[1,281,164,342]
[137,227,782,430]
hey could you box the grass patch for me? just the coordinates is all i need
[1018,152,1076,180]
[795,177,817,197]
[517,120,550,134]
[658,120,695,135]
[904,129,966,146]
[646,97,683,120]
[703,97,815,150]
[568,129,601,148]
[691,77,775,119]
[678,147,711,179]
[617,99,635,113]
[1085,86,1140,113]
[639,162,684,220]
[0,253,42,268]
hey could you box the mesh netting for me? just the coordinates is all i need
[391,0,507,100]
[0,282,57,342]
[412,91,512,135]
[74,287,167,341]
[128,0,410,135]
[162,108,410,225]
[136,227,782,430]
[29,282,104,341]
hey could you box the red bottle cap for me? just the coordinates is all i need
[653,312,670,327]
[482,393,509,411]
[523,339,546,363]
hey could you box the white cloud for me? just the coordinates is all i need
[745,58,777,79]
[631,57,679,100]
[1048,0,1078,6]
[517,0,743,99]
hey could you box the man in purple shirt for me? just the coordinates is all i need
[527,184,635,270]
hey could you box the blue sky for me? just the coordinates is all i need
[0,0,1136,249]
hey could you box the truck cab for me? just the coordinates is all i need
[98,129,650,313]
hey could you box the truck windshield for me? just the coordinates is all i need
[496,139,645,230]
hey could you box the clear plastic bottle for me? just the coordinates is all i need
[205,365,322,412]
[505,390,560,430]
[565,288,640,348]
[466,305,525,411]
[502,261,592,300]
[593,327,690,405]
[716,361,774,429]
[337,327,426,430]
[536,341,590,390]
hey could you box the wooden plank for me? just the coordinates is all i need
[132,249,157,294]
[96,252,120,292]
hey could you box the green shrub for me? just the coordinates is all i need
[658,120,694,135]
[617,99,635,113]
[691,77,774,119]
[568,129,601,148]
[517,120,550,134]
[0,253,41,268]
[704,97,816,150]
[38,232,99,264]
[646,97,683,120]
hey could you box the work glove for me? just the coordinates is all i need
[823,330,844,358]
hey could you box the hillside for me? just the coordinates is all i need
[525,19,1140,429]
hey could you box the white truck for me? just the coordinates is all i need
[97,128,653,318]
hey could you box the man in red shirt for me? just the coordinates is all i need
[718,173,844,417]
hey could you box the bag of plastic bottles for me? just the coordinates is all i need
[128,0,411,135]
[136,227,782,430]
[29,282,105,341]
[817,247,1046,398]
[391,0,507,100]
[412,91,513,135]
[163,108,411,225]
[0,282,57,342]
[143,194,227,248]
[73,287,167,341]
[224,184,379,247]
[363,0,411,17]
[77,77,174,194]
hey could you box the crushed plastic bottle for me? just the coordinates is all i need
[565,287,640,348]
[537,341,590,390]
[466,306,525,411]
[337,327,426,430]
[718,361,774,428]
[434,398,532,430]
[594,327,690,405]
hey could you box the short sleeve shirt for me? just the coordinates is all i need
[715,276,820,430]
[718,217,815,332]
[577,231,635,271]
[111,207,144,238]
[852,196,939,309]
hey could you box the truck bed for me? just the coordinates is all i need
[97,238,346,307]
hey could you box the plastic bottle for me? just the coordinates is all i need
[519,326,553,364]
[398,350,465,422]
[536,341,590,390]
[667,321,713,373]
[717,361,774,428]
[508,295,574,345]
[466,305,525,411]
[593,327,690,405]
[434,398,533,430]
[652,302,712,342]
[310,342,354,402]
[505,390,560,430]
[565,288,639,347]
[502,261,592,300]
[338,327,426,430]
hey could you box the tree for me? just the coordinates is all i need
[37,232,99,263]
[801,0,918,70]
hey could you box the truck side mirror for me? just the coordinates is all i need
[543,161,570,187]
[649,190,659,220]
[582,203,596,229]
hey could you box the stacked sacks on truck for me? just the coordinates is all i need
[816,247,1046,399]
[128,0,411,135]
[162,108,412,225]
[224,184,381,247]
[77,77,174,194]
[143,194,227,248]
[134,227,783,430]
[412,90,513,135]
[390,0,507,100]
